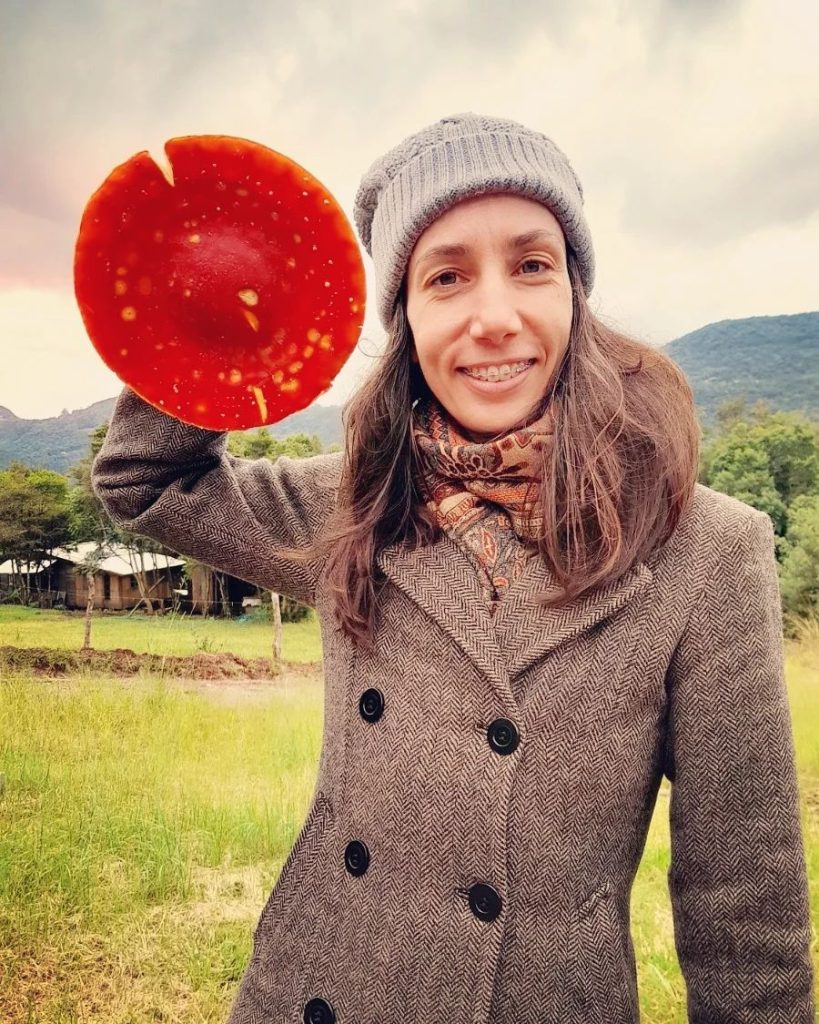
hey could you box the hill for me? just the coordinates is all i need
[0,396,344,473]
[663,311,818,427]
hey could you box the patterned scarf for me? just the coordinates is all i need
[411,395,556,612]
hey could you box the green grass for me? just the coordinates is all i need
[0,672,324,1023]
[0,621,816,1021]
[0,605,323,663]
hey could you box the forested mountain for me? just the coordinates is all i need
[664,312,818,427]
[2,311,816,471]
[0,398,117,474]
[0,397,343,473]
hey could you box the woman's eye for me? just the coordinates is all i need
[520,258,550,274]
[431,270,458,287]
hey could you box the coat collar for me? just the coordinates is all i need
[376,536,654,712]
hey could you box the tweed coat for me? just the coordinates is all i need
[92,386,814,1024]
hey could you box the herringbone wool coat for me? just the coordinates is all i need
[92,386,814,1024]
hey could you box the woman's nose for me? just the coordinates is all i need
[468,279,523,343]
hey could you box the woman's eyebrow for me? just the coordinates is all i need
[413,229,563,274]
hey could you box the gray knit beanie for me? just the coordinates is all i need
[353,112,595,331]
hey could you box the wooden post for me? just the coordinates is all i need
[271,591,282,673]
[82,571,95,651]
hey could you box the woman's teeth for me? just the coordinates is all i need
[462,360,532,382]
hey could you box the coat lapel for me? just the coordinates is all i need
[492,555,654,681]
[376,537,654,705]
[376,536,519,712]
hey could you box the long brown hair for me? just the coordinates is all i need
[314,250,699,647]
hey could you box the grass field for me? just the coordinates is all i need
[0,609,817,1022]
[0,605,323,663]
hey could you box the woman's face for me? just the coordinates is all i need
[405,193,573,440]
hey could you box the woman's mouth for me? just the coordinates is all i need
[459,359,534,383]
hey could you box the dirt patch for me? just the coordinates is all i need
[0,645,319,681]
[115,672,322,704]
[185,862,272,924]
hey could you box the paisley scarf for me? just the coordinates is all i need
[411,395,556,612]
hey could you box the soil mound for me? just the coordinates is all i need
[0,645,317,679]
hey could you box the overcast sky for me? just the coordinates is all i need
[1,0,817,420]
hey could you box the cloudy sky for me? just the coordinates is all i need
[1,0,817,420]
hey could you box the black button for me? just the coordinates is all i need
[359,688,385,722]
[303,996,335,1024]
[344,839,370,876]
[487,717,519,755]
[468,883,502,922]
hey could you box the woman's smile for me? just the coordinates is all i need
[458,358,536,391]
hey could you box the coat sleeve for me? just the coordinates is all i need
[90,386,342,607]
[663,510,814,1022]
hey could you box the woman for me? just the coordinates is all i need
[91,113,814,1023]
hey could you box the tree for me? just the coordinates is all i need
[714,396,750,435]
[276,433,323,459]
[756,413,819,508]
[778,494,819,621]
[229,427,276,459]
[77,547,106,651]
[0,463,71,603]
[701,409,819,535]
[705,426,787,533]
[228,429,323,461]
